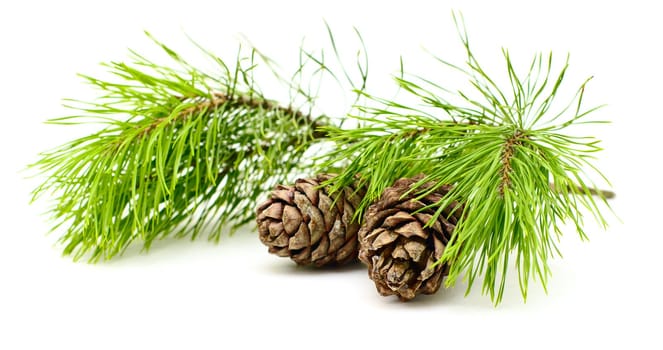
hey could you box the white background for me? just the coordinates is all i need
[1,1,661,349]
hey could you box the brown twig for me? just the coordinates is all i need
[498,130,525,197]
[138,92,328,140]
[551,183,616,199]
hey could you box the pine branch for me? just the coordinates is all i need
[31,35,330,261]
[321,13,615,304]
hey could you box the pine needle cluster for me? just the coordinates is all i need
[31,34,329,261]
[321,15,613,303]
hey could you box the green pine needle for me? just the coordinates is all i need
[29,18,613,305]
[30,34,329,261]
[321,13,613,304]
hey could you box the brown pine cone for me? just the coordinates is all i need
[256,174,365,267]
[358,175,463,301]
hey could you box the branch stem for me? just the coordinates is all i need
[552,183,615,199]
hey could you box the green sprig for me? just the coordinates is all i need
[31,34,329,261]
[321,14,613,304]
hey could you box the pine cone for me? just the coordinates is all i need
[358,175,462,301]
[256,174,364,267]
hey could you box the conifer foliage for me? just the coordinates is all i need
[31,16,614,304]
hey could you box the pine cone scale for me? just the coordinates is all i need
[433,237,445,259]
[336,239,357,262]
[261,202,283,220]
[267,221,285,241]
[394,221,426,238]
[364,208,399,232]
[341,198,359,238]
[288,223,310,250]
[272,187,294,204]
[271,229,289,247]
[383,211,416,227]
[317,194,335,231]
[311,235,330,263]
[369,229,398,249]
[282,205,302,234]
[295,180,319,206]
[293,192,325,244]
[403,240,427,262]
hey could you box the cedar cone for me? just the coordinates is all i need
[256,174,365,267]
[358,175,463,301]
